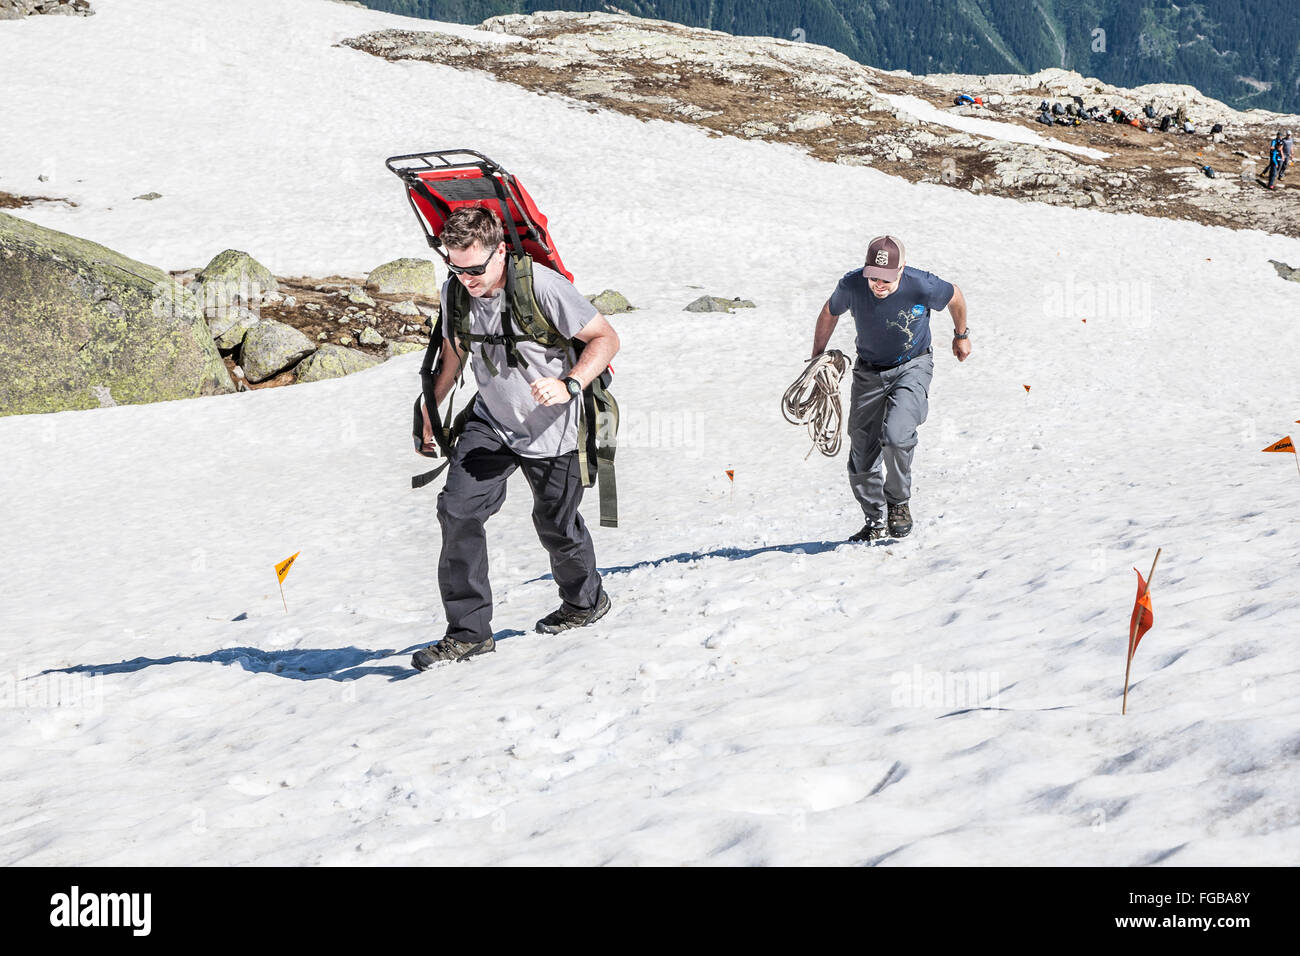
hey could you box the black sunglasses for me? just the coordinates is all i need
[446,248,499,277]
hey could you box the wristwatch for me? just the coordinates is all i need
[953,329,970,340]
[562,376,582,399]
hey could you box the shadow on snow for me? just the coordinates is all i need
[526,538,874,584]
[37,629,529,684]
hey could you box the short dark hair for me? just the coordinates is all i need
[441,205,504,252]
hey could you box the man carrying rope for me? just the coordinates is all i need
[810,236,970,542]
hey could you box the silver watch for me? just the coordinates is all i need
[953,330,970,340]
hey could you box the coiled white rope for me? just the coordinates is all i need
[781,349,852,458]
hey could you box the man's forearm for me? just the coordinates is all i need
[812,303,838,356]
[567,332,619,387]
[432,341,463,406]
[949,287,968,334]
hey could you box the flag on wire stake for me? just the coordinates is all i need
[1261,435,1300,481]
[275,551,299,613]
[1122,548,1161,715]
[725,468,735,504]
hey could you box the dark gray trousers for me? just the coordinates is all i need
[846,351,934,526]
[437,416,602,644]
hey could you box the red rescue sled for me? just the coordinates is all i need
[385,148,571,281]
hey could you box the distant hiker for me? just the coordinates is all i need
[1282,131,1294,180]
[1052,102,1065,116]
[1267,132,1285,189]
[1211,122,1224,134]
[412,206,619,667]
[1182,121,1195,134]
[1175,105,1188,126]
[1037,109,1053,126]
[809,236,969,542]
[955,94,975,106]
[1143,103,1157,119]
[1160,116,1173,133]
[1072,95,1084,108]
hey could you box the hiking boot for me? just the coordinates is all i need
[536,588,611,635]
[849,523,888,543]
[411,635,495,670]
[888,502,913,537]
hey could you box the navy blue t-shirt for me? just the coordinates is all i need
[828,265,955,366]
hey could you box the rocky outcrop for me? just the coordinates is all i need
[239,319,315,383]
[343,12,1300,238]
[586,289,633,314]
[208,305,259,350]
[0,0,93,17]
[0,211,233,416]
[1270,260,1300,282]
[294,344,380,383]
[192,249,278,307]
[365,258,441,298]
[684,295,757,313]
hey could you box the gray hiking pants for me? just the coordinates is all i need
[437,415,602,644]
[846,350,934,526]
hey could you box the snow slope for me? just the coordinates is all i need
[1,0,1298,866]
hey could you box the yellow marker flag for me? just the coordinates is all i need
[276,552,300,584]
[1262,436,1295,454]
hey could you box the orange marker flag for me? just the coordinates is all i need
[275,551,300,613]
[276,552,300,583]
[725,469,735,481]
[1122,548,1161,715]
[1262,436,1294,453]
[1263,435,1300,480]
[1023,385,1031,393]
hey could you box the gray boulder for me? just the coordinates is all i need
[365,258,441,298]
[295,344,381,383]
[346,284,376,307]
[386,341,425,358]
[192,249,278,310]
[387,300,421,316]
[239,319,315,383]
[1270,260,1300,282]
[209,306,260,350]
[359,327,384,346]
[0,210,233,415]
[684,295,757,313]
[586,289,633,314]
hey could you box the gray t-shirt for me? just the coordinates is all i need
[442,263,598,457]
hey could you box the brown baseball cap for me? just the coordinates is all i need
[863,235,906,281]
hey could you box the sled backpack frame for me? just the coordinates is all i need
[385,148,572,280]
[388,149,619,528]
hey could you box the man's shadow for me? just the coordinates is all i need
[525,537,885,584]
[37,629,529,684]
